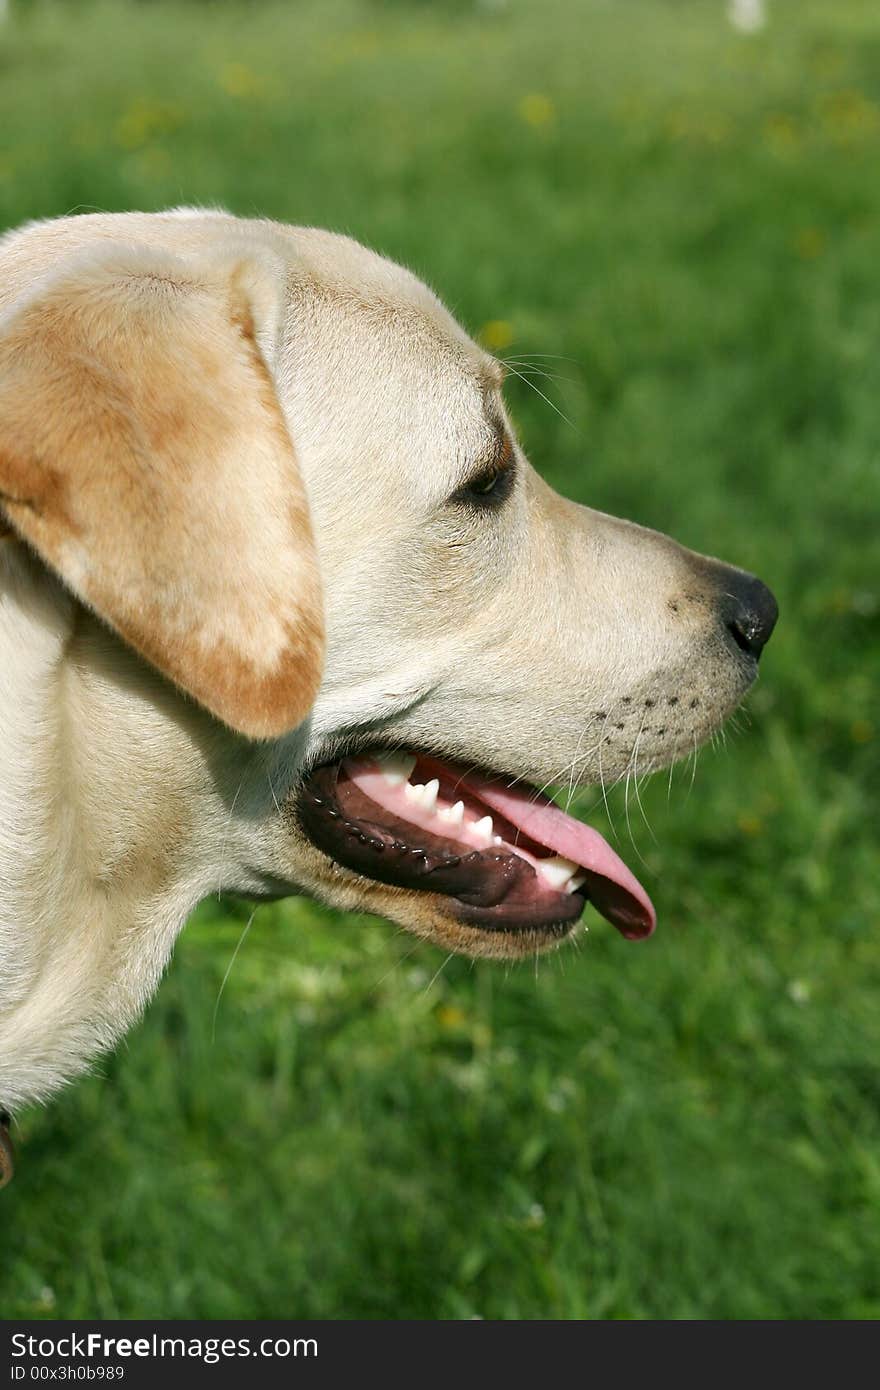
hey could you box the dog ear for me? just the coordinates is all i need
[0,242,324,739]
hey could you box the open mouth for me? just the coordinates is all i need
[298,751,655,941]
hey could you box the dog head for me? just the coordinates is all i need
[0,210,776,1107]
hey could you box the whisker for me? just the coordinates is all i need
[563,712,604,813]
[217,768,250,899]
[501,352,582,365]
[501,360,575,389]
[621,711,655,865]
[685,735,700,802]
[596,727,619,844]
[623,762,636,854]
[422,951,455,996]
[503,362,577,431]
[267,766,282,817]
[371,939,424,994]
[525,726,607,815]
[211,906,258,1043]
[631,739,658,847]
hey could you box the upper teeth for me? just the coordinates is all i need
[403,778,441,812]
[474,816,494,846]
[376,752,417,786]
[370,760,586,890]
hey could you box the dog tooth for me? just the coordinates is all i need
[404,781,426,805]
[439,800,465,827]
[376,752,417,787]
[537,855,581,891]
[567,873,587,894]
[493,834,503,845]
[421,778,439,812]
[474,816,494,845]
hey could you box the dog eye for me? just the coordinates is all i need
[472,468,502,495]
[453,461,515,509]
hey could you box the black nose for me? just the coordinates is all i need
[721,571,778,660]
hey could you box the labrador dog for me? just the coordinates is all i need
[0,209,776,1116]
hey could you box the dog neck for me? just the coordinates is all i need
[0,541,295,1110]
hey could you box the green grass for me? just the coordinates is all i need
[2,0,879,1320]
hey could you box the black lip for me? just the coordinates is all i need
[297,761,584,935]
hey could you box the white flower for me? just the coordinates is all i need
[728,0,767,33]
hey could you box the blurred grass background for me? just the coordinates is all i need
[1,0,878,1319]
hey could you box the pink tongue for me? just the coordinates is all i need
[470,776,656,941]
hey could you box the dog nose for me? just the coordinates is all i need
[721,571,778,660]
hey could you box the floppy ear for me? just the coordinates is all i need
[0,241,324,739]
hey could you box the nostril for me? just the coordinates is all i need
[722,574,779,661]
[727,613,762,658]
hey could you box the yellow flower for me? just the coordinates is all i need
[737,813,763,836]
[518,93,555,128]
[133,147,172,180]
[437,1004,466,1030]
[218,63,262,98]
[792,227,826,260]
[115,100,183,151]
[346,30,380,59]
[479,319,514,351]
[818,89,880,144]
[764,111,800,152]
